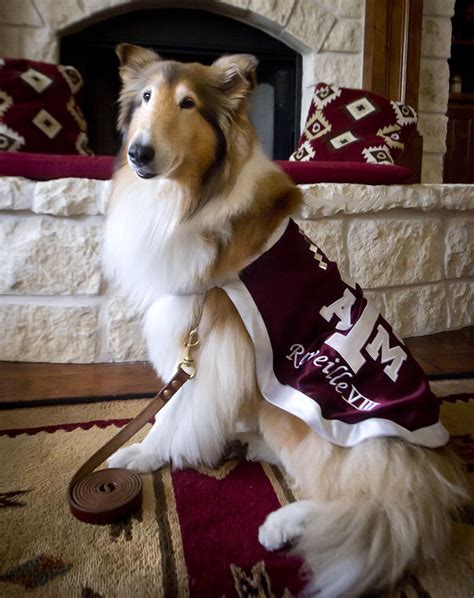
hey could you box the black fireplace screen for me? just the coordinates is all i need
[60,8,301,159]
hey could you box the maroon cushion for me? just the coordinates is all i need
[276,160,413,185]
[291,83,417,165]
[0,152,412,185]
[0,58,93,155]
[0,151,114,179]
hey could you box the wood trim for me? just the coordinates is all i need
[397,130,423,183]
[403,0,423,109]
[363,0,423,109]
[363,0,424,180]
[0,361,160,405]
[444,102,474,183]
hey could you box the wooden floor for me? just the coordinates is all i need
[403,326,473,376]
[1,327,472,407]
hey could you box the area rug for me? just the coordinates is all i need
[0,379,473,597]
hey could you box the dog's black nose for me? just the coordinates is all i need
[128,143,155,167]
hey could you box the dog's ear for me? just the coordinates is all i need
[212,54,258,108]
[116,43,160,77]
[116,44,160,134]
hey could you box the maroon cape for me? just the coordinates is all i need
[221,219,448,447]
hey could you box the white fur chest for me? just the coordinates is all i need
[103,175,217,309]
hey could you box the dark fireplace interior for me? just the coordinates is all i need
[60,8,302,159]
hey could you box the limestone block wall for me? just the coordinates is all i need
[0,177,472,363]
[0,0,455,182]
[419,0,456,183]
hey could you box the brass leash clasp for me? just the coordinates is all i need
[179,328,200,378]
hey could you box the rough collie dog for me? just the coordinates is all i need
[104,44,468,597]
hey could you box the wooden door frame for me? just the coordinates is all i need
[363,0,424,181]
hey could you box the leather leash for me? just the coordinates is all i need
[68,293,206,525]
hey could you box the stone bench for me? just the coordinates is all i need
[0,176,472,363]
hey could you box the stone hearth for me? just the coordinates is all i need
[0,177,472,363]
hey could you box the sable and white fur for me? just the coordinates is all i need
[104,44,468,597]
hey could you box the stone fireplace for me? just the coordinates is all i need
[0,0,472,363]
[60,7,302,159]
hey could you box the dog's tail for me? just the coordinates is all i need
[294,445,468,597]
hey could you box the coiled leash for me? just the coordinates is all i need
[67,292,206,524]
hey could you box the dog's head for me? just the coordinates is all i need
[116,43,258,182]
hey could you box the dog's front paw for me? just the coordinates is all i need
[259,502,313,551]
[259,512,294,551]
[107,443,163,473]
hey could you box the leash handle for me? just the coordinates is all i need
[67,366,191,524]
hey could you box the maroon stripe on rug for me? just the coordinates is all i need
[171,460,304,597]
[439,393,473,404]
[0,419,133,438]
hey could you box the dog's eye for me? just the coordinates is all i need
[143,91,151,103]
[179,97,195,110]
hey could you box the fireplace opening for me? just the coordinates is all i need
[60,8,302,159]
